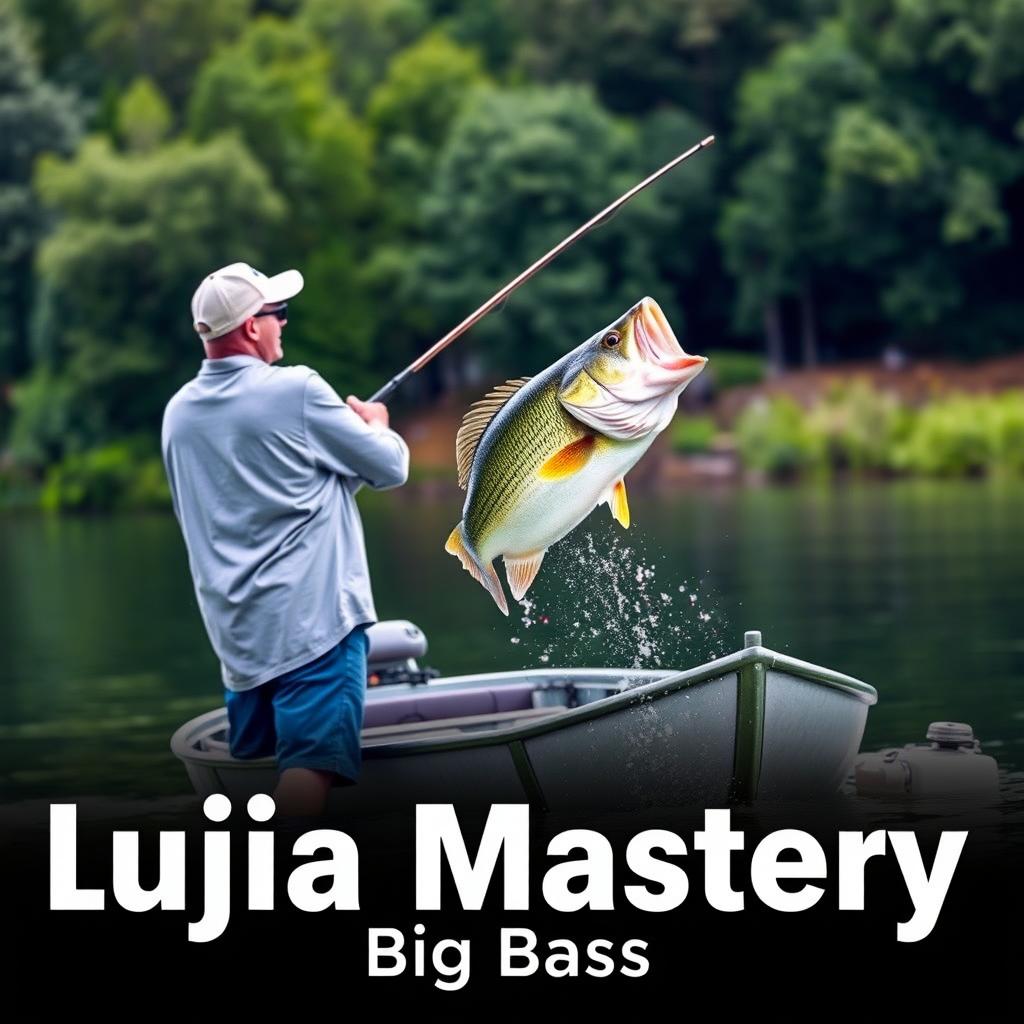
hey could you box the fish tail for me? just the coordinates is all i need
[445,522,509,616]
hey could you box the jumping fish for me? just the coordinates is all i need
[445,297,707,614]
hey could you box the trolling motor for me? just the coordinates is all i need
[854,721,1000,799]
[366,620,439,687]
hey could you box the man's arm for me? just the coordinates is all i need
[160,406,185,524]
[303,373,409,489]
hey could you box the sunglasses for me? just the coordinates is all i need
[253,304,288,322]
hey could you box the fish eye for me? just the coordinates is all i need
[601,331,621,349]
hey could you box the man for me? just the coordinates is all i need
[162,262,409,815]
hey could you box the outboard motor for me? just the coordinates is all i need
[855,722,999,799]
[365,620,439,687]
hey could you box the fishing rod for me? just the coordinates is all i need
[368,134,715,403]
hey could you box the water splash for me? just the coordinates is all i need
[507,523,729,674]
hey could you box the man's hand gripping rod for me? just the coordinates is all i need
[368,135,715,404]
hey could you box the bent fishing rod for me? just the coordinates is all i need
[368,134,715,404]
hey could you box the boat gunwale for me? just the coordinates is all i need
[170,645,876,768]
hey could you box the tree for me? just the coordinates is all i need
[74,0,253,112]
[15,0,86,81]
[116,77,172,152]
[189,18,372,252]
[833,0,1024,351]
[630,107,721,353]
[0,0,80,392]
[367,30,490,231]
[720,147,803,371]
[722,4,1024,364]
[721,20,876,368]
[511,0,827,121]
[188,17,378,387]
[404,86,707,385]
[369,30,488,153]
[422,0,521,73]
[298,0,428,110]
[15,135,285,464]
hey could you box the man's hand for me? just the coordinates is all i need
[346,395,390,430]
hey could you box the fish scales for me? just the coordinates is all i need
[465,369,581,544]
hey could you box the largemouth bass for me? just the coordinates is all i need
[446,297,707,614]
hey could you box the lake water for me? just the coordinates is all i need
[1,479,1021,800]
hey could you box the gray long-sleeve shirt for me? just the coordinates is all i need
[161,355,409,691]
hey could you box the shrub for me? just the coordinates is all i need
[990,391,1024,475]
[736,386,1024,480]
[892,395,997,476]
[40,440,170,512]
[670,414,717,454]
[806,378,909,473]
[735,396,822,477]
[703,350,766,391]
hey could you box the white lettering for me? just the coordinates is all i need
[694,809,744,911]
[287,829,360,911]
[837,830,887,910]
[620,939,650,978]
[112,831,185,911]
[500,927,539,976]
[543,829,614,911]
[750,829,825,912]
[368,928,406,977]
[624,829,688,912]
[890,830,968,942]
[49,805,104,910]
[416,804,529,910]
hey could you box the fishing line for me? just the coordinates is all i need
[368,136,715,403]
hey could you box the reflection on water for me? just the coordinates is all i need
[1,480,1021,799]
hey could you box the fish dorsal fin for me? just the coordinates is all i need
[456,377,531,489]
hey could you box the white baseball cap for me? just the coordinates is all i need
[191,262,304,341]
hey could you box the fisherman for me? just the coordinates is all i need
[162,263,409,816]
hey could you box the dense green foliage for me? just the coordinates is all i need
[0,0,80,398]
[735,385,1024,479]
[27,134,285,458]
[3,0,1023,504]
[670,414,718,455]
[720,2,1024,369]
[40,437,169,512]
[405,87,713,378]
[702,349,767,391]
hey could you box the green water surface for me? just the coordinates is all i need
[1,480,1021,800]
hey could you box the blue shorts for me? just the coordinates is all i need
[225,626,369,783]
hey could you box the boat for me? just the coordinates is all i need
[170,622,878,813]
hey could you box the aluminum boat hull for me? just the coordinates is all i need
[170,640,877,812]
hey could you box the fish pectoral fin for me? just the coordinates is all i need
[606,478,630,528]
[445,523,509,615]
[503,550,546,602]
[537,435,596,480]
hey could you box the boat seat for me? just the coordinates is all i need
[363,683,535,728]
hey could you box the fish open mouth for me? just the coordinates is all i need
[635,298,706,375]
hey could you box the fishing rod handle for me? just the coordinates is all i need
[367,371,409,404]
